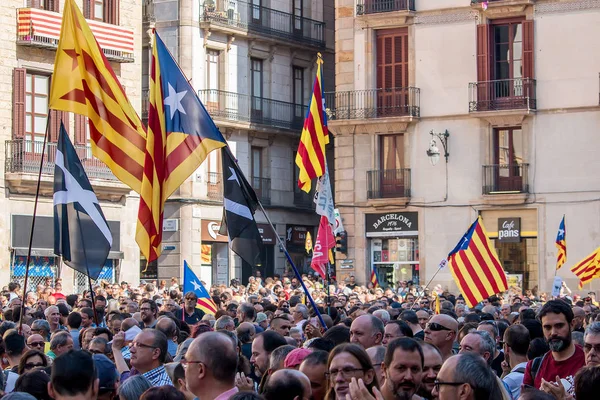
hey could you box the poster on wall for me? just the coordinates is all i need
[201,244,212,265]
[507,274,523,291]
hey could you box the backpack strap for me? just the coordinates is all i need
[531,352,548,381]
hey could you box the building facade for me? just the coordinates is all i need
[331,0,600,294]
[142,0,335,286]
[1,0,143,293]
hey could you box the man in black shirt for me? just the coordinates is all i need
[346,275,357,290]
[175,292,205,325]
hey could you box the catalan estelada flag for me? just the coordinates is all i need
[295,53,329,193]
[556,216,567,270]
[137,32,226,261]
[447,216,508,308]
[370,268,379,288]
[49,0,146,194]
[183,261,217,315]
[571,247,600,289]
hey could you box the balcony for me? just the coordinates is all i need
[16,8,135,62]
[367,169,411,200]
[356,0,415,15]
[482,164,529,195]
[200,0,324,48]
[5,139,129,200]
[469,78,536,112]
[206,172,223,200]
[198,89,307,132]
[251,177,271,205]
[294,190,314,209]
[325,87,420,121]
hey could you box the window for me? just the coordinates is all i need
[83,0,119,25]
[293,67,304,118]
[28,0,60,12]
[206,49,220,107]
[375,134,405,198]
[492,127,524,192]
[252,0,261,21]
[251,58,263,114]
[376,28,409,117]
[25,73,49,152]
[493,21,523,82]
[293,0,302,32]
[251,146,266,200]
[251,146,263,180]
[380,134,404,171]
[370,238,419,286]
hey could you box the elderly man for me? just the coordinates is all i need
[432,352,499,400]
[185,331,239,400]
[366,346,386,385]
[215,316,236,331]
[47,331,74,360]
[31,319,51,341]
[292,304,309,331]
[459,331,496,367]
[156,317,179,357]
[424,314,457,361]
[45,305,65,335]
[584,321,600,366]
[350,314,384,349]
[129,329,172,386]
[477,320,505,377]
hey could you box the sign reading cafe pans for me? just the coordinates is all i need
[365,212,418,238]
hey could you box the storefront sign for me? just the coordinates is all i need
[365,212,418,238]
[201,220,228,243]
[498,218,521,243]
[257,224,277,245]
[340,259,354,269]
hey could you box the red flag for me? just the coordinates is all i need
[311,216,335,279]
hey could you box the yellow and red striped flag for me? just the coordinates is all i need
[447,217,508,308]
[49,0,146,194]
[370,268,379,288]
[295,53,329,193]
[571,247,600,289]
[137,32,226,261]
[556,216,567,270]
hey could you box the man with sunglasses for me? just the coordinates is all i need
[175,292,205,325]
[424,315,458,362]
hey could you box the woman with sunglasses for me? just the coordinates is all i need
[324,343,379,400]
[17,349,48,375]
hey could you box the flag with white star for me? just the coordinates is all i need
[183,261,217,315]
[556,215,567,270]
[54,123,112,280]
[219,146,264,267]
[137,31,227,263]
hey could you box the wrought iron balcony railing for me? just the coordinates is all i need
[251,176,271,205]
[482,164,529,195]
[325,87,420,120]
[201,0,325,48]
[294,189,315,209]
[198,89,307,131]
[367,168,411,199]
[356,0,415,15]
[469,78,536,112]
[206,172,223,200]
[5,139,118,181]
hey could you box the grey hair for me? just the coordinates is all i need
[453,353,500,399]
[572,331,584,347]
[584,321,600,342]
[117,375,152,400]
[215,316,235,330]
[49,331,71,350]
[289,328,302,336]
[89,337,109,353]
[295,305,309,319]
[466,330,496,367]
[43,306,59,319]
[269,344,295,371]
[455,304,466,312]
[31,319,50,333]
[373,309,391,324]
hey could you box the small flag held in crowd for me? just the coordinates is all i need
[311,216,335,279]
[53,123,112,280]
[571,247,600,289]
[183,261,217,315]
[370,268,379,288]
[305,231,313,254]
[295,53,329,193]
[447,216,508,308]
[556,216,567,270]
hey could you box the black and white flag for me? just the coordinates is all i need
[219,146,263,266]
[53,122,112,280]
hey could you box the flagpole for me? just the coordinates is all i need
[256,202,327,330]
[19,114,52,335]
[75,208,100,326]
[326,261,331,316]
[410,261,445,311]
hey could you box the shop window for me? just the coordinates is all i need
[370,237,419,287]
[83,0,120,25]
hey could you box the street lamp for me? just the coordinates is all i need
[426,130,449,166]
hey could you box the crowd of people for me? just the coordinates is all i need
[0,273,598,400]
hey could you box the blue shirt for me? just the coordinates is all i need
[503,361,527,399]
[143,365,173,387]
[70,329,81,350]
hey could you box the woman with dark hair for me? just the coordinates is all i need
[17,350,48,375]
[140,386,187,400]
[324,343,379,400]
[14,369,52,400]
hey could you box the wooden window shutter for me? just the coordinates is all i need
[476,24,490,83]
[83,0,91,19]
[376,36,384,89]
[105,0,120,24]
[12,68,26,140]
[523,20,534,79]
[74,115,87,145]
[29,0,41,9]
[49,0,60,12]
[49,110,70,142]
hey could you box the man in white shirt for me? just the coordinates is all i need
[502,324,530,399]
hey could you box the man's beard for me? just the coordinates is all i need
[416,378,435,400]
[387,378,418,400]
[547,332,572,352]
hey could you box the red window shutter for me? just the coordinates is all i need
[105,0,120,24]
[523,20,534,79]
[376,37,383,89]
[29,0,41,9]
[49,110,70,142]
[12,68,26,140]
[83,0,91,19]
[476,24,490,83]
[75,115,87,145]
[49,0,60,12]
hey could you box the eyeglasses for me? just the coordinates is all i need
[584,343,600,353]
[325,367,365,380]
[426,322,452,332]
[24,363,44,370]
[434,380,467,392]
[28,341,45,348]
[131,342,157,350]
[180,360,204,369]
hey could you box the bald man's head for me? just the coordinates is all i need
[264,369,311,400]
[236,322,256,343]
[121,318,139,333]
